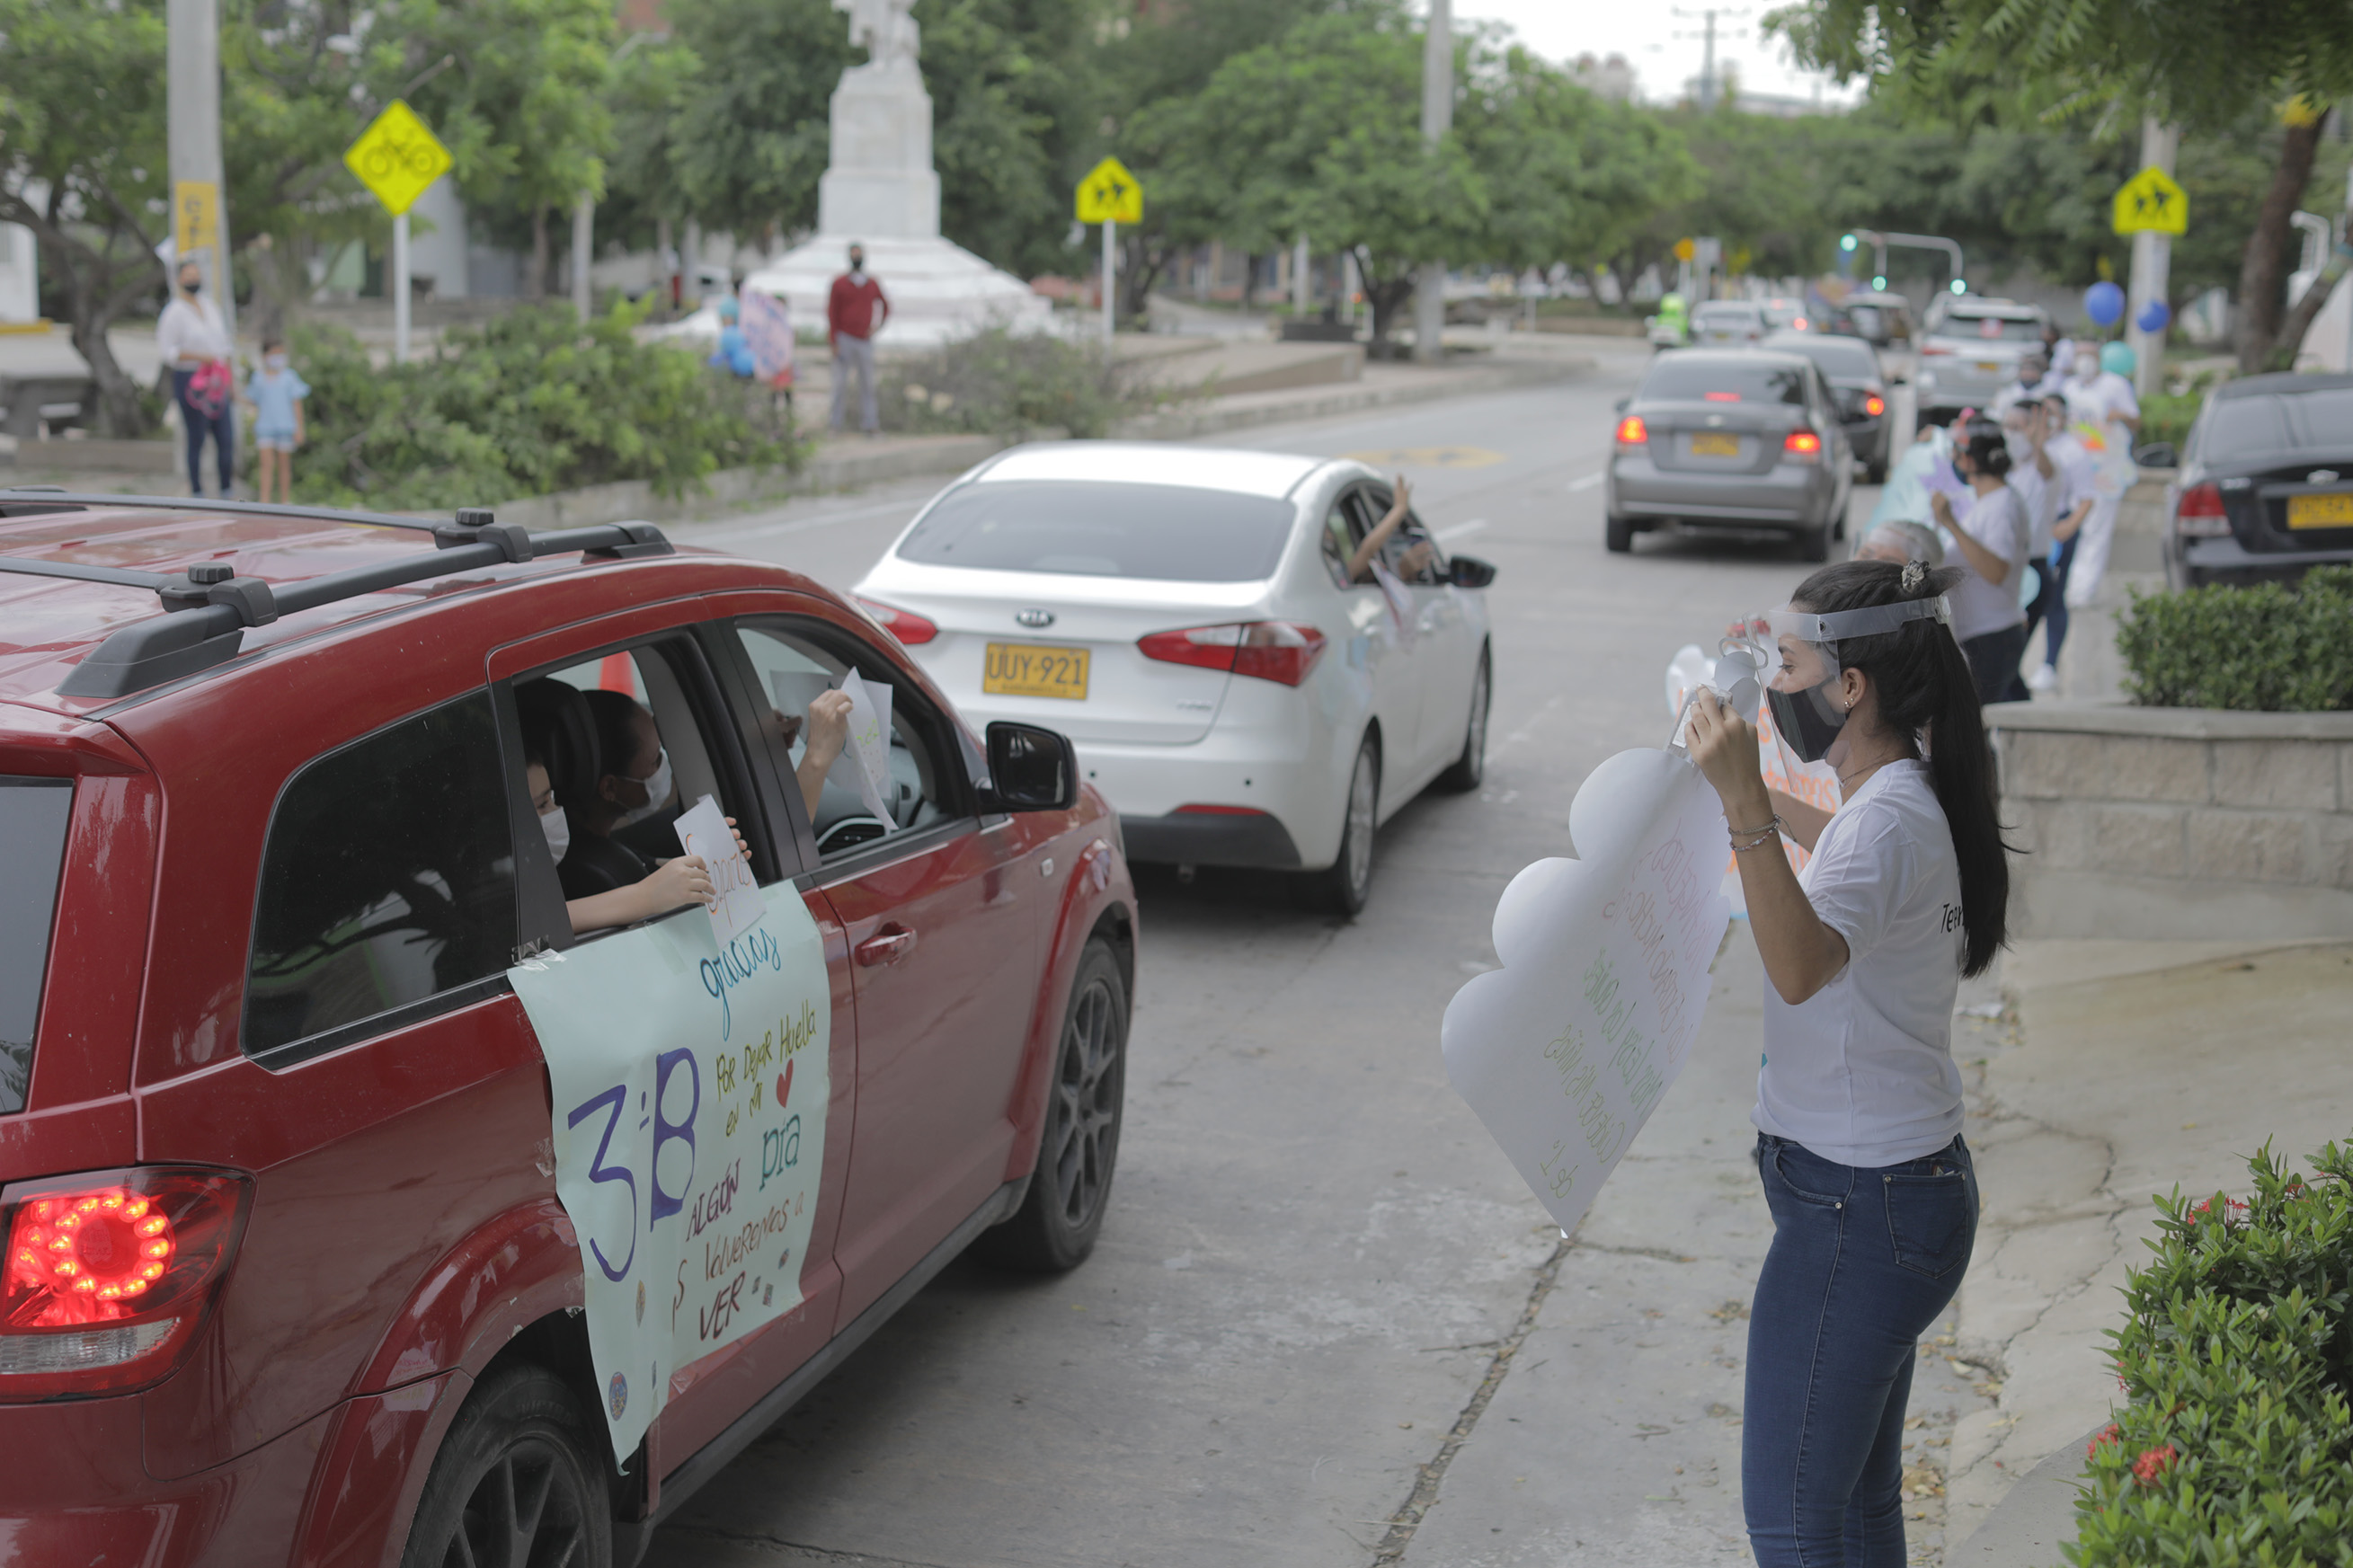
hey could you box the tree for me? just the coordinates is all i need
[0,0,170,434]
[1770,0,2353,370]
[655,0,853,246]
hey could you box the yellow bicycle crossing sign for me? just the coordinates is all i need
[344,100,454,217]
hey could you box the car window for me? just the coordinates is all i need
[244,693,516,1060]
[1769,335,1879,379]
[1320,493,1363,589]
[895,479,1296,583]
[1640,359,1807,404]
[1946,314,2043,343]
[2206,389,2353,456]
[0,777,72,1112]
[735,625,955,862]
[513,640,756,928]
[1352,487,1444,584]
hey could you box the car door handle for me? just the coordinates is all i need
[854,925,918,967]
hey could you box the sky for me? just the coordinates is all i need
[1450,2,1861,108]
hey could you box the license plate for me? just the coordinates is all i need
[982,642,1089,700]
[1690,432,1741,457]
[2286,492,2353,530]
[1976,360,2002,373]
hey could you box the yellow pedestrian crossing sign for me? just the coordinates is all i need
[344,100,455,217]
[2112,166,2188,237]
[1075,157,1143,225]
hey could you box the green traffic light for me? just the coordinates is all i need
[1839,235,1858,252]
[1871,275,1887,290]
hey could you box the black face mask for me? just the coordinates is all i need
[1767,677,1848,764]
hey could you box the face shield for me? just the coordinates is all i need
[1761,595,1951,764]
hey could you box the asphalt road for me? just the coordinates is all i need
[641,346,1987,1568]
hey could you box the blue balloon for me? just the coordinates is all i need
[2136,298,2171,335]
[2084,280,2126,326]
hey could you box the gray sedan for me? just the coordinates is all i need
[1604,349,1853,562]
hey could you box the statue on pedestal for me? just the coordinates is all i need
[834,0,920,75]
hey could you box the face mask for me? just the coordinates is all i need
[182,277,202,294]
[265,353,288,372]
[850,257,865,273]
[1766,676,1849,765]
[614,748,673,828]
[539,803,571,863]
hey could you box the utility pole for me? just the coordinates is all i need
[167,0,235,339]
[573,196,594,323]
[1700,11,1717,110]
[1413,0,1451,365]
[2125,118,2178,402]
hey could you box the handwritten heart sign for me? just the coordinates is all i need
[675,793,766,944]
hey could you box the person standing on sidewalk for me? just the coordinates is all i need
[828,243,888,435]
[156,260,237,498]
[1929,423,2032,704]
[1684,559,2008,1568]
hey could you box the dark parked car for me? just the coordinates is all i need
[1605,349,1853,562]
[0,491,1135,1567]
[2162,372,2353,589]
[1763,329,1894,483]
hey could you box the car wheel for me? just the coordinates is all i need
[1302,733,1380,916]
[1798,519,1832,563]
[975,939,1128,1273]
[1436,650,1491,793]
[1867,459,1888,485]
[1605,513,1634,554]
[401,1366,610,1568]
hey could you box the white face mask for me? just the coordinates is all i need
[264,353,289,372]
[615,748,673,828]
[539,802,571,863]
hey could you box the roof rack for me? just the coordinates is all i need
[0,492,671,700]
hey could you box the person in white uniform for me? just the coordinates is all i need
[1684,558,2011,1568]
[2061,341,2143,614]
[1929,423,2032,704]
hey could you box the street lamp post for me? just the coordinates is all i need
[166,0,235,339]
[1413,0,1450,364]
[2126,119,2179,401]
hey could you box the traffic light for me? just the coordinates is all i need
[1871,275,1887,291]
[1949,278,1967,295]
[1839,234,1859,252]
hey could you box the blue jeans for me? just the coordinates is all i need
[1745,1132,1978,1568]
[2023,536,2078,666]
[172,368,235,496]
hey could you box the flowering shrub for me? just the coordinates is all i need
[2066,1140,2353,1566]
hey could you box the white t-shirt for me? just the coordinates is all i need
[2005,445,2053,555]
[1754,760,1967,1167]
[1946,483,2029,640]
[156,294,232,367]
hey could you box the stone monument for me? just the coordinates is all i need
[742,0,1048,345]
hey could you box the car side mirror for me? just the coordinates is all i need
[983,722,1079,812]
[1613,396,1629,414]
[1449,554,1497,589]
[2133,441,2178,470]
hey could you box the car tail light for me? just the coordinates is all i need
[0,1167,250,1402]
[2175,481,2230,537]
[1921,343,1953,356]
[1138,622,1327,687]
[1793,317,1808,331]
[1864,394,1886,418]
[1783,430,1824,463]
[854,597,937,646]
[1702,391,1741,403]
[1613,415,1647,447]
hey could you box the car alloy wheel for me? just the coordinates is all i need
[1304,734,1380,915]
[403,1367,609,1568]
[977,940,1129,1272]
[1438,651,1490,793]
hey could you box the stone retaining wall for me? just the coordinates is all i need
[1991,702,2353,939]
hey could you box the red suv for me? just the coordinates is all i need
[0,492,1135,1567]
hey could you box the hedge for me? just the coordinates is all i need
[2117,566,2353,712]
[2067,1141,2353,1567]
[875,326,1177,439]
[280,301,798,511]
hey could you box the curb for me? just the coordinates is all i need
[1949,1428,2094,1566]
[1115,356,1585,441]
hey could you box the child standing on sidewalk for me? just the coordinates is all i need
[245,340,310,504]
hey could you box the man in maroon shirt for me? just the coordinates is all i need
[827,243,889,434]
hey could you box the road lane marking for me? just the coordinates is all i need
[1343,446,1507,469]
[1436,519,1489,542]
[1491,694,1564,754]
[1567,472,1604,492]
[691,496,923,544]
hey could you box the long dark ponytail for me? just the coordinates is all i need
[1792,559,2011,976]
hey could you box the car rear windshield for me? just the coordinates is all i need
[1944,314,2043,342]
[2202,389,2353,457]
[1771,337,1879,378]
[896,480,1298,581]
[1640,359,1807,404]
[1694,305,1760,323]
[0,777,73,1114]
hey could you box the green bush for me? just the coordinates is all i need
[2067,1141,2353,1568]
[2116,567,2353,711]
[875,327,1176,440]
[285,302,798,511]
[2138,390,2203,454]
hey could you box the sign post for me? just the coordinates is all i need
[343,100,455,364]
[1075,157,1143,345]
[2113,131,2186,402]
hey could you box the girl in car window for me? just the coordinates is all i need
[525,755,741,935]
[1347,474,1435,583]
[1683,560,2008,1568]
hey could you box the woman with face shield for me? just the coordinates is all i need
[1683,560,2011,1568]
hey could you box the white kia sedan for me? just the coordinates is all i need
[851,443,1496,911]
